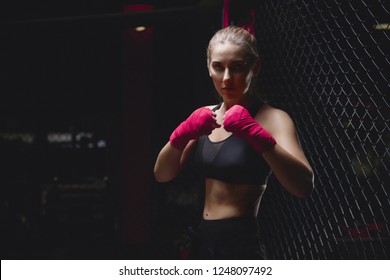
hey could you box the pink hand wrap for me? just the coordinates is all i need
[224,105,276,154]
[170,107,219,150]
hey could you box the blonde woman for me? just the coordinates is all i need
[154,26,314,259]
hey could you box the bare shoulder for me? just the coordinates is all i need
[256,103,307,159]
[257,103,294,126]
[255,103,297,140]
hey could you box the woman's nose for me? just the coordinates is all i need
[223,68,231,82]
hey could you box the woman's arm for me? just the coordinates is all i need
[154,140,197,183]
[261,108,314,198]
[154,106,220,183]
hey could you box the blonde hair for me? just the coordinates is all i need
[207,26,262,100]
[207,26,259,67]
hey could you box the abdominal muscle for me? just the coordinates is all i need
[203,178,266,220]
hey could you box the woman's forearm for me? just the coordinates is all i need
[263,144,314,198]
[153,142,183,182]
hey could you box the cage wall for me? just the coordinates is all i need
[254,0,389,259]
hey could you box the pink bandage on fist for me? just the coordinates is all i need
[224,105,276,154]
[170,107,219,150]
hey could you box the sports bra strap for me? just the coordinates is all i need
[212,103,222,112]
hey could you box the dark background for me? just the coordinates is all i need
[1,0,389,260]
[0,0,223,259]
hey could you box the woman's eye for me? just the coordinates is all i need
[231,64,246,72]
[212,65,224,72]
[211,63,247,73]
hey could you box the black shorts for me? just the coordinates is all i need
[189,216,267,260]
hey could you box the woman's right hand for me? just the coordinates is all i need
[169,107,220,150]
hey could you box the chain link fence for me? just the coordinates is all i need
[254,0,389,259]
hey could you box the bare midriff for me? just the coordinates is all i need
[203,178,266,220]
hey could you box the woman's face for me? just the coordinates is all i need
[208,42,258,101]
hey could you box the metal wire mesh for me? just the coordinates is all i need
[254,0,389,259]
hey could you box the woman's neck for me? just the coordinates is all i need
[222,95,249,110]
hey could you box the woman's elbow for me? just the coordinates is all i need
[154,170,168,183]
[153,167,176,183]
[154,174,172,183]
[296,171,315,198]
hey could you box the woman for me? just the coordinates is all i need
[154,26,314,259]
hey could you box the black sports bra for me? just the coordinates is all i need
[192,102,271,185]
